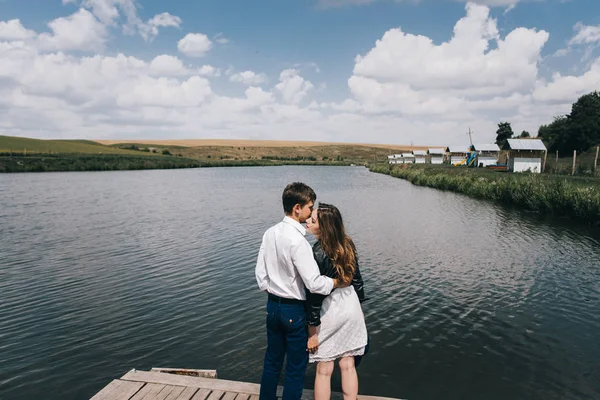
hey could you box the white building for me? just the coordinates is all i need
[473,144,500,167]
[446,146,469,165]
[503,139,547,173]
[400,152,415,164]
[387,154,402,164]
[427,148,445,164]
[412,150,427,164]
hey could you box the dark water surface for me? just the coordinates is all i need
[1,166,599,400]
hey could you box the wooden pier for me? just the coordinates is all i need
[91,368,402,400]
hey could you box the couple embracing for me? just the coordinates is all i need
[255,182,368,400]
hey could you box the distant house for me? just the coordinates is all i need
[446,146,469,165]
[503,139,547,173]
[412,150,427,164]
[427,148,445,164]
[473,143,500,167]
[387,154,404,165]
[400,152,415,164]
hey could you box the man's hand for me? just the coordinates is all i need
[307,326,319,354]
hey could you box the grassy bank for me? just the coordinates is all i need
[0,154,352,173]
[369,164,600,224]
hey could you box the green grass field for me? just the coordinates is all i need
[0,135,156,155]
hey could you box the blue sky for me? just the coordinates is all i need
[0,0,599,145]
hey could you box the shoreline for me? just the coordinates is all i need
[369,164,600,225]
[0,154,354,173]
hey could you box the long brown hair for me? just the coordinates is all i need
[317,203,356,285]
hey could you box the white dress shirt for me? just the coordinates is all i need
[255,216,334,300]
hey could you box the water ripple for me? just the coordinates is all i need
[1,167,599,400]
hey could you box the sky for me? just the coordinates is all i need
[0,0,599,146]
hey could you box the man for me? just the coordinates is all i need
[255,182,343,400]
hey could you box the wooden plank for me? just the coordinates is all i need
[234,394,251,400]
[247,395,258,400]
[206,390,224,400]
[153,385,177,400]
[90,379,145,400]
[163,386,185,400]
[121,371,260,395]
[221,392,237,400]
[190,388,211,400]
[120,370,404,400]
[131,383,166,400]
[175,387,200,400]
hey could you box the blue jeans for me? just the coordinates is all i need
[259,299,308,400]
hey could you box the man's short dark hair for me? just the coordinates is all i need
[282,182,316,214]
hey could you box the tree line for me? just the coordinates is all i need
[494,91,600,154]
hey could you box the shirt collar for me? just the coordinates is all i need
[283,216,306,236]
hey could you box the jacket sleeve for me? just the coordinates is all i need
[352,256,368,303]
[305,245,329,326]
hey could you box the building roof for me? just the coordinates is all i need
[401,152,415,157]
[428,148,445,155]
[387,155,395,159]
[473,143,500,152]
[446,145,469,153]
[504,139,547,151]
[412,150,427,156]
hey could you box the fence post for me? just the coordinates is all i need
[595,146,599,176]
[542,150,547,173]
[555,150,558,174]
[572,150,577,176]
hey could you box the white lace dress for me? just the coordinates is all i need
[309,285,368,363]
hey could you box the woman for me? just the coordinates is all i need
[305,203,368,400]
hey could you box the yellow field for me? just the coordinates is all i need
[95,138,431,151]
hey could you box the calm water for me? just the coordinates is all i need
[1,166,599,400]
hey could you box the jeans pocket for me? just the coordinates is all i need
[286,313,306,331]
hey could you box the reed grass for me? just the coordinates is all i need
[369,164,600,224]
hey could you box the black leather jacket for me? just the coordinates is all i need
[305,241,367,326]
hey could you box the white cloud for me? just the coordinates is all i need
[0,2,599,146]
[318,0,522,8]
[149,55,189,76]
[80,0,120,25]
[197,65,220,77]
[569,22,600,46]
[533,59,600,103]
[74,0,180,41]
[117,76,212,108]
[141,12,182,41]
[37,9,107,52]
[0,19,37,41]
[275,69,314,104]
[214,33,230,44]
[178,33,212,57]
[230,71,267,85]
[340,2,549,123]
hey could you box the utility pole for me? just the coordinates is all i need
[467,127,473,147]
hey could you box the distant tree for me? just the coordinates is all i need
[567,91,600,152]
[538,91,600,154]
[495,122,514,148]
[519,130,531,138]
[162,149,171,155]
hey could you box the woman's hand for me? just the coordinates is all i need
[307,326,319,353]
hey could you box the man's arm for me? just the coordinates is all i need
[255,236,269,292]
[292,240,335,295]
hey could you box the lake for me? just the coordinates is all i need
[1,166,599,399]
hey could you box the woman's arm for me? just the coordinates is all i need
[306,243,333,327]
[352,256,368,303]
